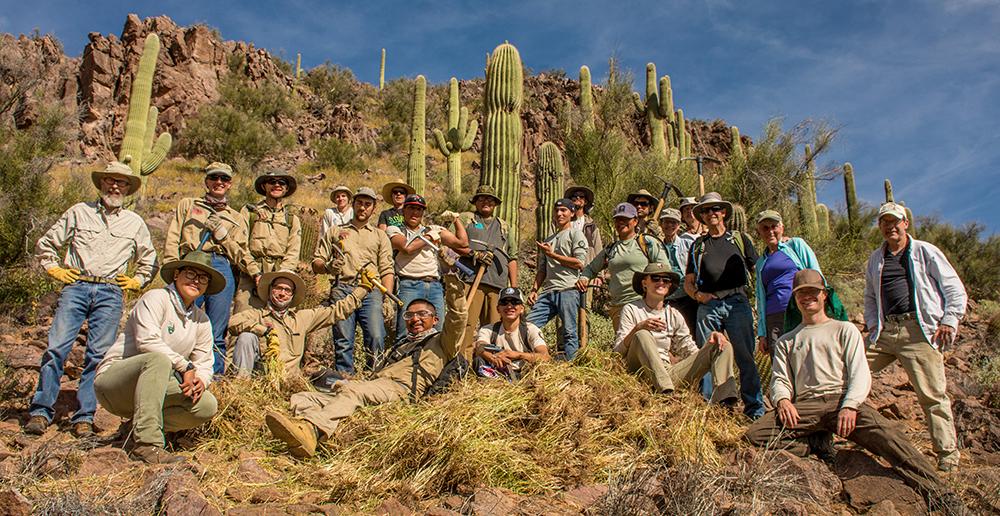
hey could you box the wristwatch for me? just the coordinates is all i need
[184,362,195,373]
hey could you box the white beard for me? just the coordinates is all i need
[270,298,292,310]
[101,193,125,209]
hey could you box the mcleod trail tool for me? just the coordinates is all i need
[406,229,476,276]
[652,178,685,221]
[464,238,508,304]
[681,155,721,197]
[360,262,403,306]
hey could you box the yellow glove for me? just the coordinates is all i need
[357,268,376,292]
[263,332,281,361]
[115,274,141,291]
[46,266,80,284]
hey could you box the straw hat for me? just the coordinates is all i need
[91,161,142,196]
[257,271,306,309]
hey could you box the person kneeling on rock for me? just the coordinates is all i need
[614,263,738,403]
[744,269,963,513]
[265,272,468,458]
[93,251,221,464]
[227,270,372,377]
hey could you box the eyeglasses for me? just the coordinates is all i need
[179,268,211,285]
[648,275,674,283]
[271,284,294,294]
[206,175,232,183]
[498,299,522,307]
[101,177,130,188]
[403,310,435,320]
[633,201,650,207]
[265,179,288,187]
[392,189,407,196]
[707,206,726,213]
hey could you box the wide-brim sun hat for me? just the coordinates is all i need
[329,184,352,202]
[564,185,594,208]
[469,184,503,205]
[627,189,658,206]
[257,270,306,309]
[632,262,681,297]
[254,170,297,197]
[160,250,227,295]
[381,180,415,204]
[693,192,733,223]
[91,161,142,196]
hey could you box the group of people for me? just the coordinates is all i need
[23,160,968,508]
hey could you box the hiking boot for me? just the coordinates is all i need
[937,451,960,472]
[265,411,318,458]
[24,415,49,435]
[807,431,837,464]
[71,422,95,438]
[130,444,185,465]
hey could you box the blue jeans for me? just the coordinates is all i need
[30,282,123,423]
[195,253,236,375]
[525,289,581,359]
[696,294,764,418]
[330,281,385,374]
[396,278,444,332]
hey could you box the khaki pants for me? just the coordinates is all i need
[745,394,944,499]
[290,377,409,437]
[607,304,623,333]
[233,272,268,314]
[623,330,737,402]
[868,318,958,464]
[460,285,500,360]
[94,353,218,447]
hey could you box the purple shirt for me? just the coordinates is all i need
[762,249,798,315]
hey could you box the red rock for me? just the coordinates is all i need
[249,487,283,504]
[469,487,519,516]
[0,487,31,516]
[237,457,277,483]
[160,470,221,516]
[865,500,902,516]
[562,484,608,509]
[76,447,130,477]
[373,497,414,515]
[834,450,924,515]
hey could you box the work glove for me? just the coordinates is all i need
[326,256,345,277]
[47,266,80,284]
[263,331,281,362]
[439,247,459,268]
[471,250,494,266]
[382,297,397,328]
[356,267,376,292]
[438,210,459,224]
[115,274,142,292]
[205,212,229,241]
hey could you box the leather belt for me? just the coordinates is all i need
[710,287,746,299]
[885,311,917,323]
[77,275,118,285]
[399,275,440,283]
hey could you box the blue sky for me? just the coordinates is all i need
[4,1,999,234]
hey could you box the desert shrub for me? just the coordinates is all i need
[310,136,365,173]
[377,77,418,156]
[304,62,367,108]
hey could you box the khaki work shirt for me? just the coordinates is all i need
[36,201,158,285]
[228,286,367,374]
[164,197,251,271]
[240,201,302,276]
[314,222,393,281]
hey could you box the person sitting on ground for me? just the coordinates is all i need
[321,185,354,236]
[93,251,221,464]
[228,270,374,377]
[659,207,697,334]
[476,287,549,380]
[745,269,963,513]
[265,272,468,458]
[614,263,737,401]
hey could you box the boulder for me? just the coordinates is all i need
[160,470,221,516]
[0,487,31,516]
[834,450,924,515]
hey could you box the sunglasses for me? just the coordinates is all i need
[265,179,288,187]
[101,177,130,188]
[633,201,650,207]
[179,268,211,285]
[569,193,587,199]
[707,206,726,213]
[403,310,435,320]
[206,175,232,183]
[648,274,674,283]
[392,189,407,196]
[498,299,522,307]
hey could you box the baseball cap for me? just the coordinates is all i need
[659,208,682,221]
[612,202,638,219]
[756,210,783,225]
[498,287,523,304]
[554,198,575,211]
[205,162,233,178]
[403,194,427,208]
[353,186,378,201]
[792,269,826,293]
[877,202,907,222]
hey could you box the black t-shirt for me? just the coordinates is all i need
[881,242,914,316]
[378,208,404,230]
[686,232,758,293]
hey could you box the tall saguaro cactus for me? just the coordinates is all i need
[816,203,831,238]
[433,77,478,199]
[731,126,745,161]
[884,178,894,202]
[407,75,427,194]
[379,48,386,91]
[797,145,819,240]
[118,33,172,198]
[632,63,672,157]
[579,65,595,131]
[535,142,564,241]
[480,41,524,246]
[843,162,859,231]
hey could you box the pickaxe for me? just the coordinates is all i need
[680,155,722,197]
[651,178,685,221]
[405,229,476,277]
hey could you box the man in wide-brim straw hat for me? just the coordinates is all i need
[229,270,375,377]
[377,179,416,231]
[565,185,603,265]
[26,161,158,438]
[627,189,663,239]
[322,185,354,236]
[682,191,764,420]
[234,170,303,313]
[613,263,738,401]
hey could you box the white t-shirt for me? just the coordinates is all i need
[385,224,445,278]
[321,207,354,236]
[475,321,546,373]
[614,300,697,363]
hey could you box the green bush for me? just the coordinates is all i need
[304,63,371,108]
[311,136,365,173]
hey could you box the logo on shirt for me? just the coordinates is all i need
[167,323,175,335]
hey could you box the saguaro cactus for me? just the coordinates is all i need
[296,53,302,79]
[379,48,386,91]
[579,65,595,131]
[407,75,427,195]
[816,203,831,238]
[433,77,478,199]
[730,203,748,234]
[118,33,172,198]
[632,63,673,157]
[676,108,689,161]
[884,178,894,202]
[797,145,819,240]
[480,41,524,246]
[843,162,859,231]
[535,142,564,241]
[731,126,745,161]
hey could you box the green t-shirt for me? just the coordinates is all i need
[540,227,588,294]
[582,235,668,306]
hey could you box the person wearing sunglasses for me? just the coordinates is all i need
[233,170,302,313]
[265,273,469,458]
[377,179,416,232]
[92,251,222,464]
[683,192,763,419]
[627,189,664,240]
[476,287,549,379]
[614,263,737,402]
[164,162,251,376]
[26,161,158,438]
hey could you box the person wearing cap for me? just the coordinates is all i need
[93,251,221,464]
[864,202,967,472]
[577,202,668,330]
[265,272,469,458]
[229,270,375,377]
[565,186,604,265]
[163,162,251,376]
[678,197,703,242]
[312,186,394,374]
[233,170,303,313]
[753,210,821,355]
[658,208,697,334]
[386,193,468,332]
[455,185,519,358]
[476,287,549,379]
[627,189,664,239]
[321,185,354,236]
[26,162,158,438]
[682,192,764,419]
[525,198,587,359]
[746,269,962,513]
[614,263,737,400]
[377,179,416,232]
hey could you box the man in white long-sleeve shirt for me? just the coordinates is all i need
[746,269,957,511]
[26,162,158,438]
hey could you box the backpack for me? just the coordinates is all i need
[690,230,753,288]
[603,234,660,269]
[246,203,297,235]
